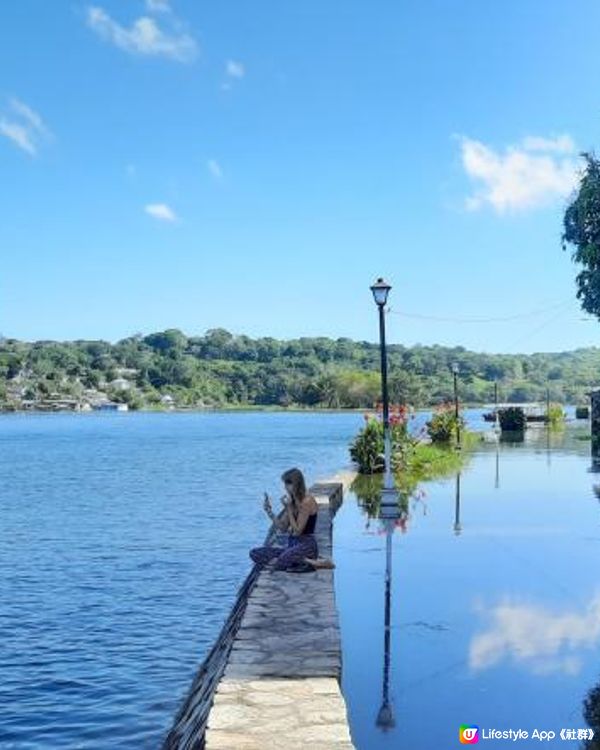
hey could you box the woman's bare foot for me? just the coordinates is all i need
[304,557,335,569]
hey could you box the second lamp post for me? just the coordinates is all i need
[452,361,461,450]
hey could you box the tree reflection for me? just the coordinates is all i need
[352,473,410,524]
[583,680,600,748]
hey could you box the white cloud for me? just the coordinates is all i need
[145,0,171,13]
[207,159,223,180]
[0,98,50,156]
[470,594,600,675]
[86,6,197,63]
[521,135,575,154]
[145,203,178,222]
[226,59,245,79]
[459,134,580,213]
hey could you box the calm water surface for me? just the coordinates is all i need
[3,409,592,749]
[335,420,599,749]
[0,411,362,749]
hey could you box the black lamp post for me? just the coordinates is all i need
[452,362,461,450]
[370,277,397,505]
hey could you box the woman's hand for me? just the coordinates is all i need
[263,493,274,517]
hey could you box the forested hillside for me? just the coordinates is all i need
[1,328,598,410]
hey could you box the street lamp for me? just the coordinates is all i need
[452,362,461,450]
[370,278,397,509]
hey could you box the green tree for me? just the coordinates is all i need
[563,153,600,318]
[144,329,188,353]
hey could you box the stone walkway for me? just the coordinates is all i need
[203,473,356,750]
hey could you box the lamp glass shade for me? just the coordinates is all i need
[452,362,460,374]
[370,278,392,306]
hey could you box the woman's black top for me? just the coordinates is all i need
[301,512,317,536]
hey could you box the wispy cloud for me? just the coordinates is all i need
[207,159,223,180]
[86,6,197,63]
[459,133,580,213]
[0,98,51,156]
[225,59,245,79]
[145,0,171,13]
[145,203,178,222]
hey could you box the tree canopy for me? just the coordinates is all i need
[563,152,600,318]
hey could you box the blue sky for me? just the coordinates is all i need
[1,1,600,354]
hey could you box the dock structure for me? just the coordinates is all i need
[163,471,357,750]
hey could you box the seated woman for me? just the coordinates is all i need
[250,467,322,571]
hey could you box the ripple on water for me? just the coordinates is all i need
[1,410,361,748]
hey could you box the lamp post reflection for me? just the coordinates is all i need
[495,443,500,489]
[376,502,402,731]
[453,471,462,536]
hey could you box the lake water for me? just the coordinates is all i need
[2,409,593,749]
[0,411,362,749]
[335,419,599,749]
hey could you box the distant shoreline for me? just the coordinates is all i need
[0,403,580,416]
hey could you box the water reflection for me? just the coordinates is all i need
[470,594,600,675]
[375,511,399,732]
[454,471,462,536]
[336,421,600,750]
[495,442,500,489]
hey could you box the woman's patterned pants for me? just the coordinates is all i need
[249,534,318,570]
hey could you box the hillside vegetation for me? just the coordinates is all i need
[0,328,597,410]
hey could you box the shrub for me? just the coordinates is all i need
[349,404,417,474]
[547,403,565,425]
[426,402,464,444]
[499,407,526,431]
[350,418,384,474]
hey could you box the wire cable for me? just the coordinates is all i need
[387,298,572,324]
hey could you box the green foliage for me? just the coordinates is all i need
[426,402,465,444]
[349,419,384,474]
[547,403,565,425]
[404,443,465,483]
[563,153,600,320]
[2,328,600,410]
[499,407,526,431]
[349,407,417,474]
[351,443,466,517]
